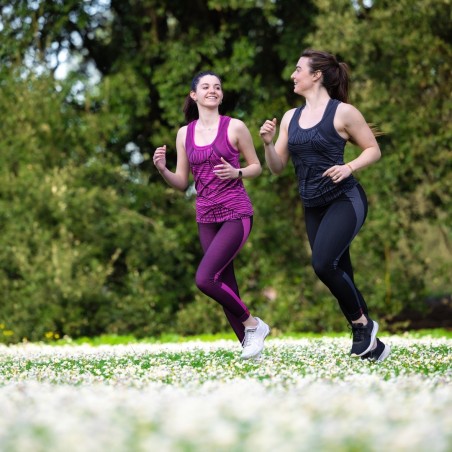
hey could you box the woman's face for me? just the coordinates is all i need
[190,75,223,107]
[291,57,317,95]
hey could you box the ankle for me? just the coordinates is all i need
[352,315,368,326]
[243,316,258,329]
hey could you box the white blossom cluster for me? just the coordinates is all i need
[0,336,450,451]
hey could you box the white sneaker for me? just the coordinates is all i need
[241,318,270,359]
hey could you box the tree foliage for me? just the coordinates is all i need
[0,0,450,342]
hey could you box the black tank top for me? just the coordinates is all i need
[288,98,357,207]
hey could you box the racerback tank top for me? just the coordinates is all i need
[288,98,357,207]
[185,115,254,223]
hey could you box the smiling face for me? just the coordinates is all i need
[190,74,223,108]
[291,57,320,95]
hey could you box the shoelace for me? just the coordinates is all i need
[350,323,367,342]
[241,327,257,348]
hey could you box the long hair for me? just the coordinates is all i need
[301,49,383,136]
[182,71,222,123]
[301,49,350,103]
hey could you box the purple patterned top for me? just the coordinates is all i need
[185,115,254,223]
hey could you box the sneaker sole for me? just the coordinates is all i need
[377,344,391,362]
[351,321,379,357]
[250,352,263,361]
[241,325,270,360]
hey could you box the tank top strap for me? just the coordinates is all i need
[185,119,196,151]
[218,115,230,134]
[288,106,303,134]
[323,99,341,121]
[319,98,341,137]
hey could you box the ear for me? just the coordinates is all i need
[189,91,197,102]
[312,70,322,82]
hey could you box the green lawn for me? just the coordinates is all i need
[0,334,450,451]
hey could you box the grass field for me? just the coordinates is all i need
[0,333,450,451]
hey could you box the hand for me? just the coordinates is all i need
[153,145,167,172]
[259,118,277,144]
[322,164,353,184]
[213,157,239,180]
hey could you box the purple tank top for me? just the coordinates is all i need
[185,115,254,223]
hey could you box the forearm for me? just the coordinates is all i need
[158,167,189,191]
[238,162,262,179]
[347,146,381,172]
[264,142,285,175]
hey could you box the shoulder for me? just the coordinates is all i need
[336,102,365,122]
[177,125,188,136]
[280,107,298,128]
[228,117,249,131]
[282,107,298,121]
[335,103,370,138]
[227,117,252,138]
[176,125,188,143]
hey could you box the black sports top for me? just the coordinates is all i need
[288,98,357,207]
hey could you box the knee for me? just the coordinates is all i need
[312,257,334,280]
[195,270,214,294]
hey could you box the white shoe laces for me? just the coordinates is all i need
[242,327,257,349]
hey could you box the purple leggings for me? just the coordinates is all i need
[196,217,253,342]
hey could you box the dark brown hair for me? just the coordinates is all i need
[301,49,383,137]
[182,71,222,123]
[301,49,350,103]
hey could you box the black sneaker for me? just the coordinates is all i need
[349,318,378,357]
[361,338,391,362]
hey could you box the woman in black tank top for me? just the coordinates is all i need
[259,49,390,362]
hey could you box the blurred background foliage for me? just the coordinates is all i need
[0,0,450,343]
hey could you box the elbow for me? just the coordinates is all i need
[256,164,263,177]
[177,178,190,192]
[268,164,283,176]
[375,148,382,162]
[247,162,262,179]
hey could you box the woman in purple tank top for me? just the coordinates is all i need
[260,49,390,363]
[153,71,270,359]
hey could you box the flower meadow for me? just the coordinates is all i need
[0,335,450,452]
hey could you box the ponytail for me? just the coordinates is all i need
[183,95,198,123]
[301,49,383,137]
[301,49,350,103]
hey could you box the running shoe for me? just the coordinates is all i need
[241,317,270,359]
[361,338,391,362]
[350,318,378,357]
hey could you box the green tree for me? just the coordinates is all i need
[0,0,449,342]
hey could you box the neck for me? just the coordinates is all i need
[197,111,220,129]
[303,88,330,109]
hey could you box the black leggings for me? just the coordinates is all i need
[304,185,369,323]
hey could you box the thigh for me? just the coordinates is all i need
[312,193,365,264]
[199,218,252,276]
[304,205,326,250]
[198,222,221,253]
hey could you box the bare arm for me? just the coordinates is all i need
[324,103,381,183]
[153,127,190,191]
[339,103,381,171]
[213,118,262,180]
[259,109,294,175]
